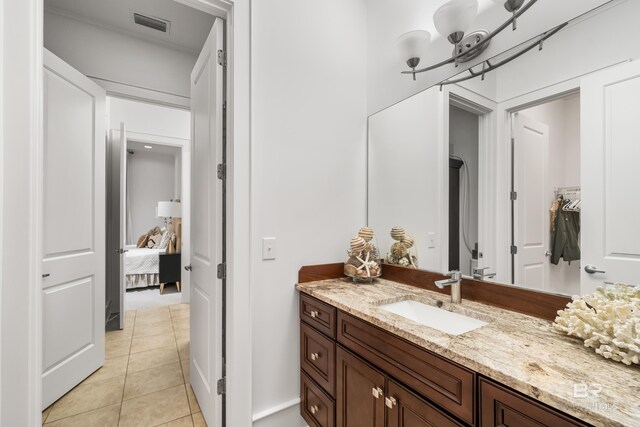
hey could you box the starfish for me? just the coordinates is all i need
[356,252,377,277]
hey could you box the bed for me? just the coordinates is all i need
[125,247,166,289]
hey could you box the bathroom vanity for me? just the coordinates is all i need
[296,264,639,427]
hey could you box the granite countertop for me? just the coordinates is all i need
[296,278,640,427]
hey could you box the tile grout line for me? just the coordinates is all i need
[117,309,137,427]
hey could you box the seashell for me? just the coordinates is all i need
[390,242,408,258]
[350,235,366,253]
[402,235,415,249]
[344,264,358,277]
[346,256,360,267]
[390,226,405,241]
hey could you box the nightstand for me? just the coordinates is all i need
[159,252,181,294]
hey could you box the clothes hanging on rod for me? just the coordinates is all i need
[550,192,581,265]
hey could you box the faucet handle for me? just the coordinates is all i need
[447,271,461,280]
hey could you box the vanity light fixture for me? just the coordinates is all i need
[397,0,538,80]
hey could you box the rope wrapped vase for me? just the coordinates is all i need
[344,227,382,283]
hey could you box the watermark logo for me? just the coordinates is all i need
[573,382,602,398]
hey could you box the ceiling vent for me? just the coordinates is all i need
[133,13,170,33]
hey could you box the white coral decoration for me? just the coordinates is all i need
[554,284,640,365]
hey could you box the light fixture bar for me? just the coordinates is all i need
[402,0,538,77]
[436,22,567,87]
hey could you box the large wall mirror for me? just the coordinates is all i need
[368,0,640,296]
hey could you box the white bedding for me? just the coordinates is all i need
[125,248,165,275]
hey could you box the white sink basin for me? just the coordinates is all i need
[379,300,487,335]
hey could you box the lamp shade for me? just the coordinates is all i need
[157,201,181,218]
[395,30,431,64]
[433,0,478,37]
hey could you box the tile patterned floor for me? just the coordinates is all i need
[42,304,207,427]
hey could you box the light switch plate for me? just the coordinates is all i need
[427,232,436,249]
[262,237,276,260]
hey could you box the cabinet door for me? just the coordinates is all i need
[387,379,463,427]
[336,346,385,427]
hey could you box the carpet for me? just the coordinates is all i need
[125,286,182,311]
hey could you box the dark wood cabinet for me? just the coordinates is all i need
[337,311,475,425]
[336,346,386,427]
[387,379,463,427]
[479,378,589,427]
[300,293,587,427]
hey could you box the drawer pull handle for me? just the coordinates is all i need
[309,310,320,318]
[310,352,320,361]
[385,396,397,409]
[372,387,383,399]
[309,404,320,414]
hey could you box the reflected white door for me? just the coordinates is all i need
[513,113,549,290]
[42,49,106,408]
[190,18,224,426]
[119,122,128,329]
[581,61,640,294]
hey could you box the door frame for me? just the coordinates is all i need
[112,129,192,308]
[443,85,497,277]
[0,0,252,425]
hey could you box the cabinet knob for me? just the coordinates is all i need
[310,352,320,361]
[309,310,319,318]
[385,396,397,409]
[372,387,383,399]
[309,404,319,414]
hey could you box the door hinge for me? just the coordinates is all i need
[510,245,518,255]
[217,263,226,280]
[510,191,518,201]
[217,49,227,67]
[217,163,226,180]
[217,377,226,395]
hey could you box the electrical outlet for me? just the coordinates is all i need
[262,237,276,260]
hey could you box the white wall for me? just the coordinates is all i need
[250,0,368,424]
[127,150,178,243]
[449,106,479,276]
[44,11,197,98]
[108,97,190,140]
[520,95,581,295]
[366,0,609,115]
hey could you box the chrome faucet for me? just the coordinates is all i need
[472,267,496,281]
[435,271,462,304]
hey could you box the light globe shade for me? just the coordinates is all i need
[433,0,479,38]
[395,30,431,64]
[157,201,181,218]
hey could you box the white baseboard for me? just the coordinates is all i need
[252,398,306,426]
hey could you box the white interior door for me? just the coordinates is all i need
[581,61,640,294]
[513,113,549,290]
[42,49,106,408]
[189,18,224,426]
[119,122,127,329]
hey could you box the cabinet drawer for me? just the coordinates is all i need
[337,311,475,425]
[387,379,464,427]
[301,322,336,397]
[300,294,337,339]
[301,370,335,427]
[480,378,589,427]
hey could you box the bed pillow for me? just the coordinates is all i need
[136,232,149,248]
[158,230,170,249]
[146,227,163,249]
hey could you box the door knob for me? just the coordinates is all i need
[584,265,606,274]
[184,265,192,271]
[114,248,128,254]
[42,273,50,278]
[545,250,552,257]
